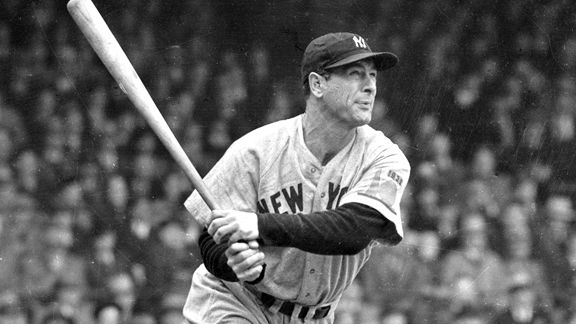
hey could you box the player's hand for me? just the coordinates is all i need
[225,241,265,282]
[208,210,259,244]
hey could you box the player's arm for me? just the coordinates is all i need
[210,202,399,255]
[199,228,237,281]
[259,202,400,254]
[199,228,266,283]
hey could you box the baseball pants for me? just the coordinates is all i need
[183,265,336,324]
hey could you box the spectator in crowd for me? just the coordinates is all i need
[104,272,137,323]
[440,212,508,318]
[141,218,193,315]
[410,230,452,323]
[39,312,76,324]
[128,301,157,324]
[426,132,466,203]
[533,194,574,307]
[461,145,512,219]
[244,42,273,130]
[86,228,141,302]
[553,232,576,323]
[93,301,123,324]
[380,308,409,324]
[452,306,488,324]
[489,272,552,324]
[215,50,247,122]
[44,280,92,324]
[0,291,32,324]
[157,305,186,324]
[499,202,552,308]
[13,149,40,196]
[359,231,422,321]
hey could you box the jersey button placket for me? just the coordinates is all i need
[301,256,318,304]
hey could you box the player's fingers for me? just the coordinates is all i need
[207,217,227,236]
[247,240,259,249]
[213,223,238,244]
[226,248,260,267]
[226,247,259,265]
[210,210,228,218]
[211,210,236,221]
[229,230,257,243]
[229,251,265,274]
[225,242,251,257]
[237,265,264,282]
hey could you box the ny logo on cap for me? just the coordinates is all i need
[352,35,367,49]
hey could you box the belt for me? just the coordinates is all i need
[259,292,331,320]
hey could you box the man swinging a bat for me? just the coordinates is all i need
[183,32,411,324]
[64,1,407,322]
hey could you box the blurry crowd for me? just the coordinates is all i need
[1,0,576,323]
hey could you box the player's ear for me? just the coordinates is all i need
[308,72,327,98]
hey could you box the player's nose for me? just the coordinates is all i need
[362,76,376,95]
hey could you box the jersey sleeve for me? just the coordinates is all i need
[183,142,260,227]
[339,145,410,239]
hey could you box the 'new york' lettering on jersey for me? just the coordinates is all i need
[185,114,410,306]
[256,182,348,213]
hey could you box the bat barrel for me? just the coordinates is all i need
[67,0,219,218]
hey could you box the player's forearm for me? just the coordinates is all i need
[257,203,401,255]
[199,228,239,282]
[199,229,267,284]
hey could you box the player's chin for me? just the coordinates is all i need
[348,117,371,128]
[352,110,372,126]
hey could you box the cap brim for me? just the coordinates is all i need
[325,52,398,71]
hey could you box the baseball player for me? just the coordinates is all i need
[183,32,411,323]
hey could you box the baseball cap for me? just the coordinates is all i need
[301,32,398,83]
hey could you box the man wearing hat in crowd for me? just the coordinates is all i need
[182,32,411,323]
[489,272,552,324]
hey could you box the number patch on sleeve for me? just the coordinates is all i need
[387,170,403,186]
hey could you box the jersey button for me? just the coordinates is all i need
[311,167,317,173]
[310,269,316,274]
[320,193,325,198]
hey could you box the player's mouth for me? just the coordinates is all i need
[356,100,373,109]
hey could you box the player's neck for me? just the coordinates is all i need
[302,111,355,166]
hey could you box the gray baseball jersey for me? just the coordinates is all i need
[183,114,410,320]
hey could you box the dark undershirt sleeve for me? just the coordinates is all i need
[199,228,239,282]
[258,202,401,255]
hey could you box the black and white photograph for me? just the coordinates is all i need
[0,1,575,323]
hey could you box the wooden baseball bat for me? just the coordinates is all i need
[67,0,217,226]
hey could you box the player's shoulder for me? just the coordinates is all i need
[227,115,299,158]
[234,116,297,146]
[356,125,410,168]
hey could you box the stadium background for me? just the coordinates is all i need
[1,0,576,323]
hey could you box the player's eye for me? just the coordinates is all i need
[348,69,362,77]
